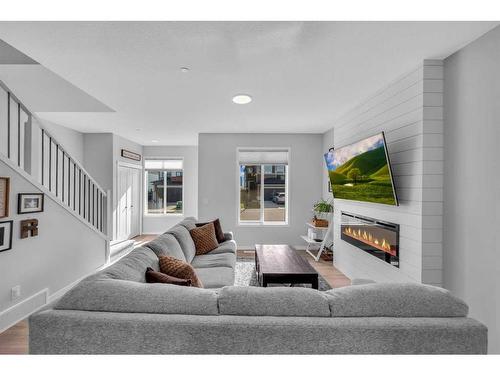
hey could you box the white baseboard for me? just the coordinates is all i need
[0,289,48,334]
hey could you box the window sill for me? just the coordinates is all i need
[238,222,289,227]
[144,213,184,217]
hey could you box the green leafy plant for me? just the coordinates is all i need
[313,199,333,213]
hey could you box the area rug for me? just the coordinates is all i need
[234,257,332,291]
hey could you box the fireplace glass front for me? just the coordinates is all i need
[341,212,399,267]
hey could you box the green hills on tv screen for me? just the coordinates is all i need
[324,133,398,205]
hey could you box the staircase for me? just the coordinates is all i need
[0,80,109,238]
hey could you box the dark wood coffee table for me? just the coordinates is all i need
[255,244,319,289]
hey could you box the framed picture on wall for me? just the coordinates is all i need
[0,220,13,252]
[0,177,9,219]
[18,193,44,214]
[121,149,142,162]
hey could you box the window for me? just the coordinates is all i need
[145,159,183,215]
[238,149,289,225]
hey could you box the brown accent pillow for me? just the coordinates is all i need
[158,256,203,288]
[190,222,219,255]
[196,218,225,243]
[145,267,192,286]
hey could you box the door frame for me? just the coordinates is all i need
[115,161,143,241]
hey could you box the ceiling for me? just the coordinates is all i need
[0,21,497,145]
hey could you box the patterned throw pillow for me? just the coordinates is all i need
[190,222,219,255]
[145,267,192,286]
[158,256,203,288]
[195,218,225,243]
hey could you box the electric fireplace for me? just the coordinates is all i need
[341,212,399,267]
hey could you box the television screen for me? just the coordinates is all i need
[324,132,398,206]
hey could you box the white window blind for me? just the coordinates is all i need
[144,159,183,169]
[238,149,289,165]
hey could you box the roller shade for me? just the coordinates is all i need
[238,149,289,165]
[144,159,183,169]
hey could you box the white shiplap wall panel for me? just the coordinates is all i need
[325,60,443,285]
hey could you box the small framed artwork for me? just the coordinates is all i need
[121,149,141,162]
[0,220,13,252]
[18,193,44,214]
[0,177,9,219]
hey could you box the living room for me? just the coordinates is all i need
[0,1,499,371]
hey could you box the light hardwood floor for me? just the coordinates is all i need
[0,235,350,355]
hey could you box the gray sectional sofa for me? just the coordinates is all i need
[29,217,487,354]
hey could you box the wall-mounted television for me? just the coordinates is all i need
[324,132,398,206]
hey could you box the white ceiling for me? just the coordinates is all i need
[0,21,497,145]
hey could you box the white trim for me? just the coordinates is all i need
[0,289,48,334]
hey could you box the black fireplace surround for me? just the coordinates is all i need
[341,211,400,267]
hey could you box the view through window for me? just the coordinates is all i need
[239,155,288,224]
[145,159,183,214]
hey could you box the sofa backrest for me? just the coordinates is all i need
[219,286,331,317]
[325,283,469,317]
[55,279,219,315]
[166,225,197,263]
[86,246,159,283]
[144,233,186,261]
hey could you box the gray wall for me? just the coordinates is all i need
[39,119,85,165]
[443,26,500,353]
[142,145,198,234]
[198,133,323,248]
[324,61,444,285]
[83,133,144,241]
[0,160,106,332]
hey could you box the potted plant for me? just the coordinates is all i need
[313,199,333,218]
[311,199,333,227]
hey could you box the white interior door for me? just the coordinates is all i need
[117,165,141,241]
[130,168,141,237]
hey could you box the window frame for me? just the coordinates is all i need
[236,147,290,227]
[144,157,184,216]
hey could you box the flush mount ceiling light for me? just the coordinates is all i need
[151,140,159,143]
[180,67,190,73]
[232,94,252,104]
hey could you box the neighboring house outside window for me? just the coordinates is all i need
[144,159,183,215]
[238,149,289,225]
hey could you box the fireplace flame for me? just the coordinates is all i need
[343,226,395,255]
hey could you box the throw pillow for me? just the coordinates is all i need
[190,222,219,255]
[145,267,192,286]
[158,255,203,288]
[196,218,225,243]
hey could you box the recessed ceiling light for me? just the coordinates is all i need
[180,67,190,73]
[232,94,252,104]
[151,140,159,143]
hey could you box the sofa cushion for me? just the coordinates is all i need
[166,225,197,262]
[190,223,219,255]
[191,252,236,269]
[55,279,219,315]
[144,233,186,261]
[196,218,225,243]
[146,267,192,286]
[195,267,235,289]
[177,216,197,231]
[207,240,237,255]
[159,255,203,288]
[219,286,330,317]
[325,283,469,317]
[86,246,158,283]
